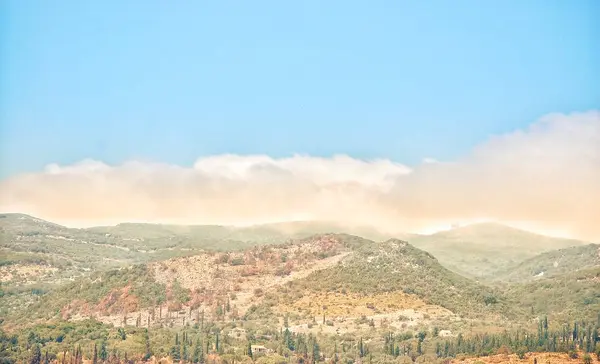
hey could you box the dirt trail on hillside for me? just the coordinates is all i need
[81,250,351,328]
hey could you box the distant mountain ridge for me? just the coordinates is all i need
[1,213,590,282]
[408,222,588,279]
[489,243,600,282]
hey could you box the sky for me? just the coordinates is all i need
[1,1,599,239]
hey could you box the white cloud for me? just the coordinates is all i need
[1,111,599,241]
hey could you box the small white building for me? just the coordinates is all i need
[438,330,454,337]
[251,345,271,354]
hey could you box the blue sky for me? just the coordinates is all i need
[1,0,598,178]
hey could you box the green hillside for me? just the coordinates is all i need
[408,223,587,279]
[504,266,600,321]
[489,243,600,283]
[286,236,511,320]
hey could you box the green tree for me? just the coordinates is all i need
[333,341,338,364]
[92,344,98,364]
[359,338,364,358]
[143,330,152,361]
[193,337,204,364]
[170,334,181,361]
[182,339,189,362]
[99,341,108,362]
[30,344,41,364]
[312,342,320,363]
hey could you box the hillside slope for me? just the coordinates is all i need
[504,266,600,321]
[283,236,510,320]
[489,243,600,283]
[1,214,368,289]
[4,235,350,328]
[3,233,517,336]
[409,223,587,278]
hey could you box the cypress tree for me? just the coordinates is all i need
[312,342,320,363]
[99,341,108,362]
[92,344,98,364]
[30,344,41,364]
[170,334,181,361]
[333,341,338,364]
[143,329,152,361]
[193,337,204,364]
[182,339,189,362]
[359,337,364,358]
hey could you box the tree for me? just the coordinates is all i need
[182,339,189,362]
[93,344,98,364]
[417,331,426,356]
[30,344,41,364]
[170,345,181,362]
[117,328,126,341]
[193,337,204,364]
[283,328,294,351]
[312,342,320,363]
[143,330,152,361]
[99,341,108,362]
[333,341,338,364]
[359,338,364,358]
[170,334,181,362]
[247,342,253,359]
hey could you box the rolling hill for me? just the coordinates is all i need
[2,217,598,364]
[408,223,588,279]
[3,235,351,327]
[504,266,600,321]
[3,233,515,334]
[283,236,511,321]
[1,214,373,289]
[489,243,600,283]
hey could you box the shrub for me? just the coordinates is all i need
[516,347,527,359]
[230,258,244,266]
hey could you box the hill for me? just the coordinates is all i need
[87,220,396,249]
[489,243,600,283]
[1,214,376,290]
[3,233,517,337]
[0,213,149,288]
[2,225,599,364]
[504,266,600,321]
[282,236,511,322]
[408,223,587,279]
[3,235,351,327]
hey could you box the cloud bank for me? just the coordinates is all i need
[1,111,599,240]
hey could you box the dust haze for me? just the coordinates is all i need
[1,111,599,241]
